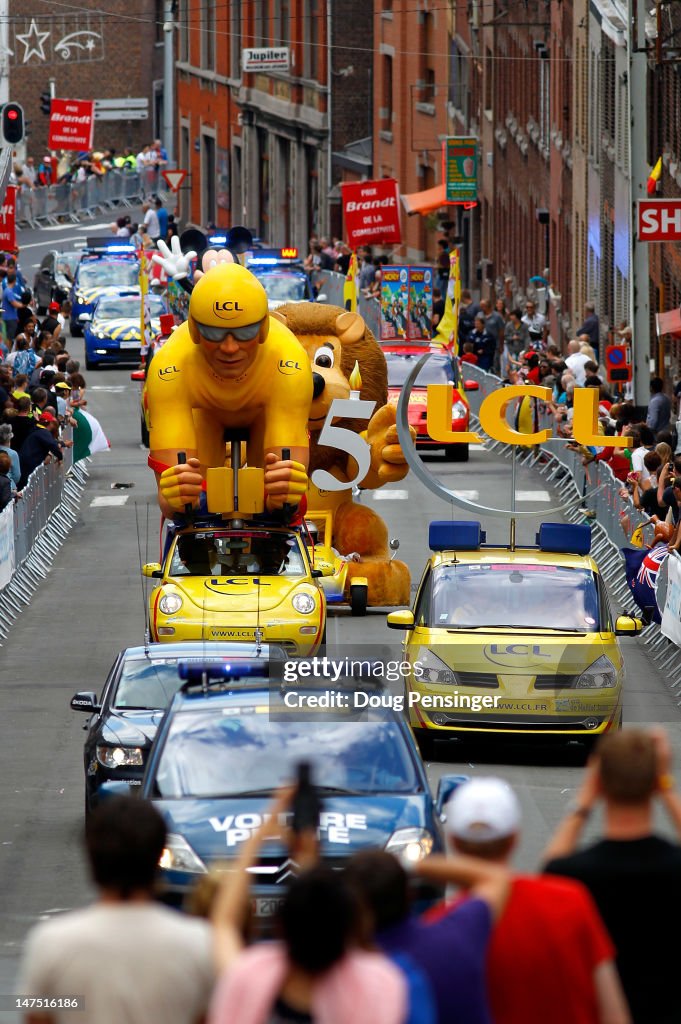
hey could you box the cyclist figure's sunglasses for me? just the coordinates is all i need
[196,318,265,343]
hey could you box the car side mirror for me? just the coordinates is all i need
[130,370,145,381]
[387,609,415,630]
[464,379,479,391]
[78,313,92,323]
[70,691,101,713]
[615,615,642,635]
[435,774,470,816]
[142,562,163,578]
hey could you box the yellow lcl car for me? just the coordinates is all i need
[143,521,326,655]
[388,521,641,757]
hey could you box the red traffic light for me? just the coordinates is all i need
[1,102,25,145]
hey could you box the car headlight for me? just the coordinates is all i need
[292,592,316,614]
[159,592,182,614]
[575,655,618,689]
[385,828,434,863]
[452,400,468,419]
[159,833,207,874]
[95,331,107,340]
[96,744,144,768]
[413,649,459,686]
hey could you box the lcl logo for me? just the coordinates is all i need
[213,301,244,312]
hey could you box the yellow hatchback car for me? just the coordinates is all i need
[143,520,326,655]
[388,521,641,757]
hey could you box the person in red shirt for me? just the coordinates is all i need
[423,777,629,1024]
[460,341,478,365]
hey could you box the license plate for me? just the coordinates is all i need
[253,896,285,917]
[210,628,256,640]
[119,340,141,349]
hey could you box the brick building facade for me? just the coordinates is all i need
[9,1,163,159]
[373,1,448,263]
[175,0,371,248]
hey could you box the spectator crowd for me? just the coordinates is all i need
[14,725,681,1023]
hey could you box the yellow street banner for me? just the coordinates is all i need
[434,248,460,349]
[139,250,152,357]
[343,251,358,312]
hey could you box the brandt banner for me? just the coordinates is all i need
[48,98,95,151]
[341,179,402,249]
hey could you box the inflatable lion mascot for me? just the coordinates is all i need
[275,303,412,607]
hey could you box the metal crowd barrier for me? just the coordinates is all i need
[0,440,88,645]
[461,363,681,690]
[16,167,162,228]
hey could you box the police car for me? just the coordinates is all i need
[100,659,464,910]
[70,641,280,813]
[81,291,168,369]
[244,247,320,309]
[69,239,140,336]
[388,521,642,757]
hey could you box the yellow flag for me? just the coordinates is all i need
[630,525,644,549]
[343,251,358,312]
[139,250,152,358]
[435,248,460,350]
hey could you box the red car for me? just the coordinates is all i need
[384,343,477,461]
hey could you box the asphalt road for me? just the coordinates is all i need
[1,222,680,1009]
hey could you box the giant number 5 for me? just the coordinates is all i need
[310,398,376,492]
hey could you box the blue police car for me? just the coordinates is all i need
[244,247,320,309]
[69,239,140,335]
[82,291,168,369]
[104,660,464,912]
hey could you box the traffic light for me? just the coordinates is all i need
[40,91,51,116]
[1,103,25,145]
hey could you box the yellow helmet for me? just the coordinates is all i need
[188,263,269,345]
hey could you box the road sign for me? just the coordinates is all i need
[94,110,149,121]
[94,98,149,109]
[638,199,681,241]
[242,47,290,72]
[162,169,188,193]
[605,344,632,383]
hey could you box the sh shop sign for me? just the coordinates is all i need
[638,199,681,242]
[341,178,402,249]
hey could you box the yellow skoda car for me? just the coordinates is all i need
[143,521,326,655]
[388,521,641,756]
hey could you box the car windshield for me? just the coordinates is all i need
[96,297,165,320]
[78,261,139,288]
[258,273,308,302]
[56,254,79,280]
[168,530,306,577]
[430,563,600,631]
[386,355,451,387]
[114,659,189,710]
[154,707,418,797]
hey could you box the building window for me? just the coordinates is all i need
[275,0,290,46]
[202,133,216,226]
[484,46,492,114]
[231,0,242,78]
[155,0,163,43]
[421,13,435,104]
[449,39,468,119]
[180,124,190,223]
[303,0,319,81]
[178,0,189,63]
[255,0,269,46]
[201,0,216,71]
[382,54,393,131]
[539,55,549,148]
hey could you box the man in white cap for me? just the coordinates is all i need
[422,777,629,1024]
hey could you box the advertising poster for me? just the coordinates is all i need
[0,185,18,252]
[407,267,433,341]
[380,265,409,341]
[444,137,478,203]
[0,503,15,591]
[48,98,95,151]
[661,553,681,646]
[341,179,402,249]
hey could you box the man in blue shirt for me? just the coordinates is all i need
[2,270,25,342]
[154,197,168,242]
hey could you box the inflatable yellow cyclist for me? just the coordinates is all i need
[145,259,313,517]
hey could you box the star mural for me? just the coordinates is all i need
[16,19,50,63]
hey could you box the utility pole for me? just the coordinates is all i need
[163,0,175,165]
[0,0,9,107]
[629,0,651,405]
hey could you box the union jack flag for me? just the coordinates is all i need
[637,543,669,592]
